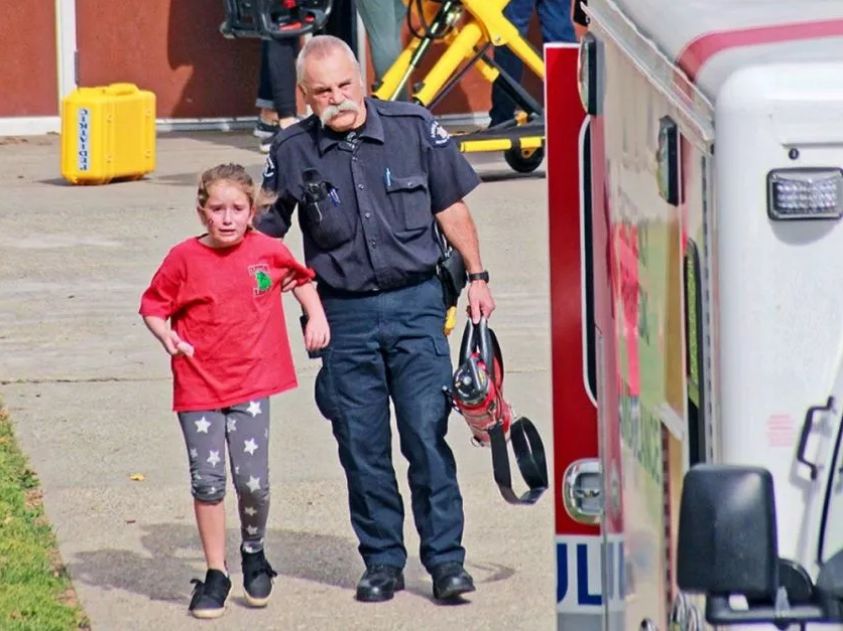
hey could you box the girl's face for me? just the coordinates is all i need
[197,181,255,248]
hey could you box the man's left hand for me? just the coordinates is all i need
[280,269,300,292]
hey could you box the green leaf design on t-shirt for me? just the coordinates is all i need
[255,270,271,293]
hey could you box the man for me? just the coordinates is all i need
[257,35,495,603]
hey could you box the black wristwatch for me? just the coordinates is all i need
[467,270,490,283]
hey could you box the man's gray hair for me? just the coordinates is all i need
[296,35,361,86]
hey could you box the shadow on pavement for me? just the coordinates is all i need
[66,523,515,602]
[66,524,358,602]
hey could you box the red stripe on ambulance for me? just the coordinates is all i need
[677,18,843,80]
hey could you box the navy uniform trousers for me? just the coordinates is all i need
[314,276,466,572]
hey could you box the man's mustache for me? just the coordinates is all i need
[320,100,359,126]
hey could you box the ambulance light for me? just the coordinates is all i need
[767,169,843,220]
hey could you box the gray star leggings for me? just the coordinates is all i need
[177,398,270,553]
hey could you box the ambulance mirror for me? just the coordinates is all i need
[677,465,778,599]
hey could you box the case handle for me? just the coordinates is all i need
[105,83,139,96]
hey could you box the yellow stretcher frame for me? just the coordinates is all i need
[372,0,546,172]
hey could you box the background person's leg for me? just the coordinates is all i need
[323,0,359,53]
[357,0,407,95]
[488,0,536,126]
[266,37,300,120]
[255,40,279,139]
[256,40,274,111]
[537,0,577,44]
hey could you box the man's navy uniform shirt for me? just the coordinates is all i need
[257,97,481,293]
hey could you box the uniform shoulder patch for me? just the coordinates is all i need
[429,120,451,146]
[262,155,276,181]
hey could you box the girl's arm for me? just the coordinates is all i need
[292,283,330,352]
[142,315,194,357]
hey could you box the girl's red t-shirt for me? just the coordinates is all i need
[139,230,315,412]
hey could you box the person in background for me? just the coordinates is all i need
[254,39,301,153]
[573,0,588,28]
[257,35,495,604]
[139,163,329,618]
[488,0,577,127]
[322,0,359,54]
[357,0,407,95]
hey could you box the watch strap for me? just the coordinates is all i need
[467,271,490,283]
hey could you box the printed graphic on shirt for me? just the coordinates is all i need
[429,121,451,146]
[249,264,272,295]
[263,155,276,181]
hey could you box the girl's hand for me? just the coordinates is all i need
[304,313,330,352]
[167,330,195,357]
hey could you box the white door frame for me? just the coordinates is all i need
[56,0,77,100]
[0,0,73,134]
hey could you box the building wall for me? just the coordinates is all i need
[1,1,548,130]
[2,3,59,116]
[76,0,259,119]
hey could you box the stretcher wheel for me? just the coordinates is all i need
[504,146,544,173]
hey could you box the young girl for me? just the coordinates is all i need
[139,163,329,619]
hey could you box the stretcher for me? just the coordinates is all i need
[373,0,546,173]
[220,0,333,39]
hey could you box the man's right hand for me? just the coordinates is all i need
[467,281,495,324]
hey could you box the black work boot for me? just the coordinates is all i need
[241,546,278,607]
[431,562,475,601]
[355,565,405,602]
[188,568,231,618]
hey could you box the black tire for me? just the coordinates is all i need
[504,146,545,173]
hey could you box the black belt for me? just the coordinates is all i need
[317,271,436,298]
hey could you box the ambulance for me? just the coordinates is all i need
[546,1,843,629]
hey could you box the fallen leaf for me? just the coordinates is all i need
[129,473,145,481]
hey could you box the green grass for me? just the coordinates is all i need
[0,405,89,631]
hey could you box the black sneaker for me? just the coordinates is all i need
[241,546,278,607]
[253,119,279,139]
[188,568,231,619]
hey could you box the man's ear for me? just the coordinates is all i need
[298,84,307,100]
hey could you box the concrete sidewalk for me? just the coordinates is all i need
[0,132,554,630]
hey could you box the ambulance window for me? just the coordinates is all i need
[658,117,680,206]
[582,123,597,398]
[684,240,706,465]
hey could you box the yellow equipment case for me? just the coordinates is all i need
[60,83,156,185]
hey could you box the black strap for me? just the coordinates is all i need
[487,417,548,505]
